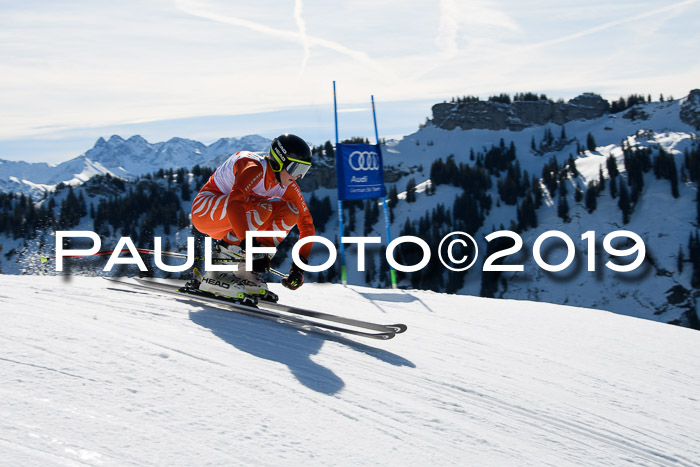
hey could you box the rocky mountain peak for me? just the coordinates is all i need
[680,89,700,129]
[430,93,609,131]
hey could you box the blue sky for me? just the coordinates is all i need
[1,0,699,162]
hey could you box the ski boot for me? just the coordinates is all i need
[186,268,258,307]
[233,268,279,303]
[197,240,278,303]
[210,240,279,303]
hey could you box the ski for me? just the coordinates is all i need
[259,296,408,334]
[133,278,408,334]
[105,277,398,340]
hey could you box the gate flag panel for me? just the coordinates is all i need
[335,143,386,201]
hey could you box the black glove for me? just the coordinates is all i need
[282,257,307,290]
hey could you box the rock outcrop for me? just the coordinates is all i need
[431,93,609,131]
[680,89,700,130]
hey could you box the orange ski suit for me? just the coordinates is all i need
[191,151,315,259]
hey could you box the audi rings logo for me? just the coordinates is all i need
[348,151,380,171]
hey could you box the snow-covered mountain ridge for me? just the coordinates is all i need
[4,91,699,200]
[0,134,271,198]
[429,89,700,132]
[2,275,699,465]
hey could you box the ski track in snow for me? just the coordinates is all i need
[1,275,699,466]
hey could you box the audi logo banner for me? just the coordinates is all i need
[335,143,387,200]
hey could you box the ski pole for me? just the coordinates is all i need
[226,250,288,278]
[40,249,154,263]
[40,249,288,278]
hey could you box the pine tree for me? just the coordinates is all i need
[517,194,538,231]
[406,178,417,203]
[669,155,679,198]
[78,192,88,218]
[609,175,618,199]
[180,181,191,201]
[606,154,619,179]
[559,175,568,197]
[532,175,544,208]
[585,182,598,213]
[587,133,597,152]
[567,154,579,177]
[690,231,700,288]
[557,194,570,223]
[618,179,631,224]
[387,185,399,208]
[59,186,82,229]
[655,148,680,198]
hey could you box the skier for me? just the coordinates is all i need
[190,134,314,302]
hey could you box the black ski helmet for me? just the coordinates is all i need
[268,134,312,179]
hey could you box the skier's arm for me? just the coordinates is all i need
[296,209,315,260]
[284,182,315,260]
[226,159,263,243]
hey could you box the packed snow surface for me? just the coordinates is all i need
[1,275,699,466]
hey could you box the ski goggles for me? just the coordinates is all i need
[285,158,312,179]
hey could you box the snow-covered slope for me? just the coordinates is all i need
[2,275,699,465]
